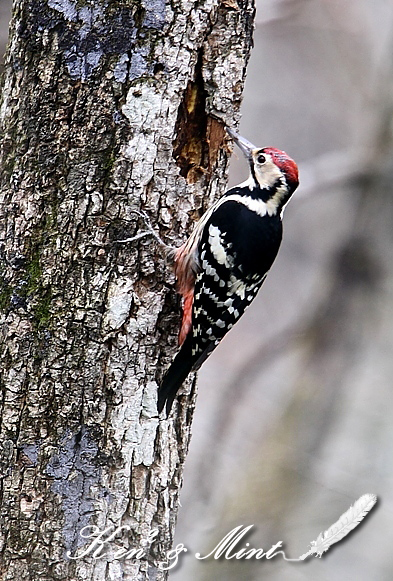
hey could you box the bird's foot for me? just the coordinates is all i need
[116,209,175,256]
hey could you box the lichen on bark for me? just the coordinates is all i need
[0,0,255,579]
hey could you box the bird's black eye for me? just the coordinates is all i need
[257,153,266,164]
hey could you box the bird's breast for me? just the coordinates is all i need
[202,199,282,279]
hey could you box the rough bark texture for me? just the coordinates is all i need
[0,1,254,579]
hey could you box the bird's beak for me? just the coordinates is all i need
[226,127,256,160]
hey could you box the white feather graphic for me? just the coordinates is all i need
[298,493,377,559]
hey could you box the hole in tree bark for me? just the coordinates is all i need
[172,50,226,184]
[153,62,164,75]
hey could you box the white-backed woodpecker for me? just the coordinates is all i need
[158,127,299,415]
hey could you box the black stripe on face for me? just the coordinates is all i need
[249,160,258,188]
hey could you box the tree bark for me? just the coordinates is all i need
[0,0,254,579]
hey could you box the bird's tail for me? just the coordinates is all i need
[158,333,195,416]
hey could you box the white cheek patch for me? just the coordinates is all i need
[266,182,290,214]
[237,175,256,190]
[254,158,282,189]
[253,155,290,215]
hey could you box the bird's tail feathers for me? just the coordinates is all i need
[158,334,195,416]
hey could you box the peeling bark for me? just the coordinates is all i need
[0,0,255,579]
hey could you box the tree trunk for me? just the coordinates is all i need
[0,0,254,579]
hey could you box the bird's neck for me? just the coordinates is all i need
[232,175,292,217]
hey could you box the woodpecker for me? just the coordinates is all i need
[158,127,299,415]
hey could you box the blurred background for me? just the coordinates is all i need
[2,1,393,579]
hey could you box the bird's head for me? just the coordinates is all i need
[227,127,299,212]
